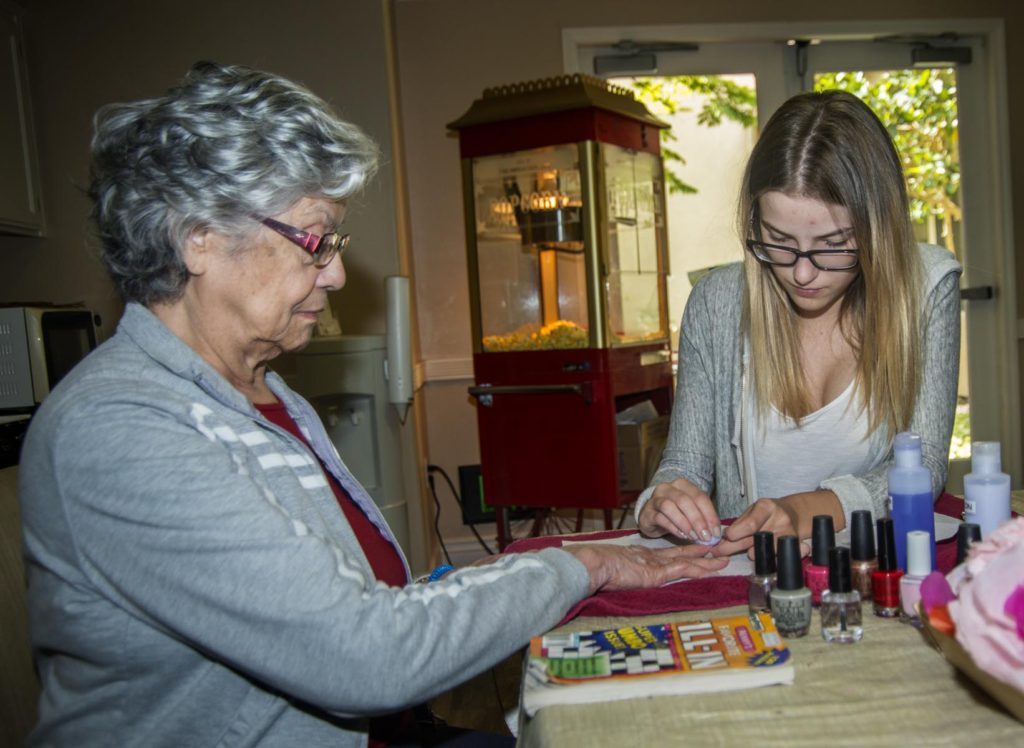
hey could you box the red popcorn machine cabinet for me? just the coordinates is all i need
[448,75,674,548]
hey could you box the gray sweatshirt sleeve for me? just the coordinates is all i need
[635,267,743,521]
[652,279,721,493]
[821,265,962,522]
[22,391,590,717]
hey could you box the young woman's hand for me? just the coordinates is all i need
[711,498,799,558]
[562,543,729,594]
[712,490,844,558]
[637,477,722,544]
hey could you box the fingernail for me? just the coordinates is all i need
[712,526,722,539]
[689,531,699,542]
[700,529,710,541]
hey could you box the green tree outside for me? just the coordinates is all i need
[630,70,960,243]
[627,76,756,194]
[815,69,961,256]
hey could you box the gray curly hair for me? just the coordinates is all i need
[88,61,380,305]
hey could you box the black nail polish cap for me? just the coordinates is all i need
[851,510,875,561]
[876,517,898,572]
[828,546,852,594]
[811,515,835,567]
[753,531,776,575]
[955,523,982,565]
[776,535,803,590]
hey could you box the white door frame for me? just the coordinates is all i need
[563,19,1020,487]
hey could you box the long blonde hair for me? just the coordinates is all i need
[738,90,921,439]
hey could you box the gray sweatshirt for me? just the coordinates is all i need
[19,302,590,747]
[636,243,963,528]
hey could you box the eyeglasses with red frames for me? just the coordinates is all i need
[258,216,350,268]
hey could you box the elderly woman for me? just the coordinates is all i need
[18,62,726,747]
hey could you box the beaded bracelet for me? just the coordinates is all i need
[427,564,455,583]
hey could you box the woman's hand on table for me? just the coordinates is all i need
[710,491,845,559]
[563,543,729,595]
[711,498,799,558]
[637,477,723,544]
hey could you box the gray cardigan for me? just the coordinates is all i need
[20,303,590,747]
[636,243,963,529]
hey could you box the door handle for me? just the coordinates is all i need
[468,382,593,406]
[960,285,994,301]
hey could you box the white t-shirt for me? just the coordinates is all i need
[751,379,884,500]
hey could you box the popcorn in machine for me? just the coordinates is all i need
[448,75,674,547]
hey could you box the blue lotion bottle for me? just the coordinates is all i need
[963,442,1011,536]
[888,432,936,571]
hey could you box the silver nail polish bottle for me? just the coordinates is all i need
[770,535,811,637]
[747,531,776,614]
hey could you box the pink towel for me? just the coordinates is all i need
[507,492,969,623]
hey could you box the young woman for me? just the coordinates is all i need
[636,90,962,557]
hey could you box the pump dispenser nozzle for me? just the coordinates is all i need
[893,432,923,467]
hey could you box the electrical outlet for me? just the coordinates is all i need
[457,465,487,525]
[457,465,531,525]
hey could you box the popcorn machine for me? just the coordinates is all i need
[448,75,674,547]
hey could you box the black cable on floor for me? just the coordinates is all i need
[618,502,634,529]
[427,464,496,556]
[426,472,453,565]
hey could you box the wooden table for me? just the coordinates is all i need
[517,602,1023,746]
[518,495,1024,746]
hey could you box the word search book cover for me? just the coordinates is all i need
[523,612,793,715]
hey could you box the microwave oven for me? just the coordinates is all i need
[0,305,98,412]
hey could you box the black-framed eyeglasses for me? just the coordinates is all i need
[745,239,859,271]
[258,216,350,268]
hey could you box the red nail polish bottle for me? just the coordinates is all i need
[804,515,834,607]
[872,517,903,617]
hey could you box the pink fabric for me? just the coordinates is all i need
[947,516,1024,691]
[508,492,969,623]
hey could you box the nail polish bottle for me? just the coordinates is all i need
[748,531,776,614]
[900,530,932,627]
[955,522,982,566]
[872,517,903,617]
[821,546,864,643]
[769,535,811,637]
[804,515,834,606]
[849,509,876,601]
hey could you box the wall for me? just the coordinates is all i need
[393,0,1024,550]
[0,0,400,342]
